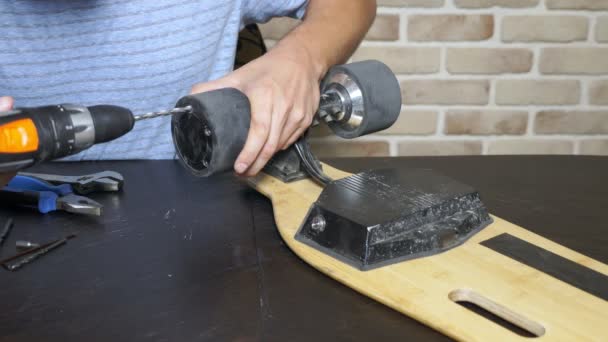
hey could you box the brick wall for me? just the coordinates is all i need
[259,0,608,157]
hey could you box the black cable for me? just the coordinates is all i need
[294,139,332,186]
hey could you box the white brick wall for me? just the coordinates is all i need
[260,0,608,156]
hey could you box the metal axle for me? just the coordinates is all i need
[317,92,346,122]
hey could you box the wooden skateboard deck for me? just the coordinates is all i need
[248,163,608,341]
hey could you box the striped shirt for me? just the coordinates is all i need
[0,0,307,160]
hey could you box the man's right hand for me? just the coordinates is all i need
[0,96,17,186]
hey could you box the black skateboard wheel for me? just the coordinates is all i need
[320,60,402,139]
[171,88,250,177]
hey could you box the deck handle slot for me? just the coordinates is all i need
[449,289,545,338]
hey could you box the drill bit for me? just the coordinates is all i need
[0,218,14,246]
[16,240,40,251]
[134,106,193,121]
[1,234,76,271]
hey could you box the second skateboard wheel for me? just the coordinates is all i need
[320,60,401,139]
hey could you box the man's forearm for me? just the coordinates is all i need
[274,0,377,80]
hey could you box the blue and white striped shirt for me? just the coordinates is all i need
[0,0,307,160]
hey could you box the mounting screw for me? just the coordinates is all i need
[311,215,326,232]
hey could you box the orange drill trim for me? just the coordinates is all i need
[0,118,39,153]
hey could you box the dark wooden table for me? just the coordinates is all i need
[0,156,606,342]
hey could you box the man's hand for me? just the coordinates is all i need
[0,96,13,112]
[0,96,16,186]
[192,0,376,176]
[191,43,322,177]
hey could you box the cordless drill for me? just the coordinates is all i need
[0,104,136,172]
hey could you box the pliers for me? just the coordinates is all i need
[0,175,103,216]
[18,171,124,195]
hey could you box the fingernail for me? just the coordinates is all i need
[235,162,248,174]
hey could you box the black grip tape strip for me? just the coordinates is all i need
[481,233,608,301]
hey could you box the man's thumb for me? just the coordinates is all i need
[0,96,14,111]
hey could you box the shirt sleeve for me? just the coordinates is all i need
[242,0,309,25]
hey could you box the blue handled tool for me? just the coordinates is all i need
[0,175,102,215]
[18,171,123,195]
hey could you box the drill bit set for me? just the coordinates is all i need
[0,216,75,271]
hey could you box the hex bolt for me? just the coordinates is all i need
[311,215,326,232]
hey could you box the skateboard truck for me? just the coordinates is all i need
[171,60,492,270]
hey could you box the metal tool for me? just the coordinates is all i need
[1,175,102,215]
[16,240,40,251]
[1,234,76,271]
[18,171,124,195]
[0,217,14,246]
[133,106,192,121]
